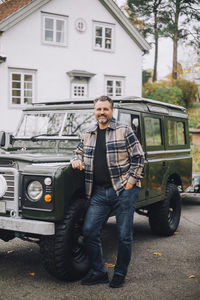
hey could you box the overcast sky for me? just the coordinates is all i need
[115,0,177,79]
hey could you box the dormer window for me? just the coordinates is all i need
[42,13,68,46]
[93,22,114,52]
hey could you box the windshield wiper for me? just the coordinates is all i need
[62,133,80,137]
[30,133,58,141]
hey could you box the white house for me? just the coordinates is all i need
[0,0,150,132]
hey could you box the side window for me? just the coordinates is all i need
[144,117,162,146]
[119,112,141,141]
[168,120,186,145]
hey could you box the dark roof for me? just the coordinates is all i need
[0,0,32,21]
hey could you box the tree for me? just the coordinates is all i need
[161,0,200,80]
[125,0,165,82]
[142,70,152,85]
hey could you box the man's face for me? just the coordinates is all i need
[94,100,113,125]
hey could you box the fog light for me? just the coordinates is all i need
[44,177,52,186]
[44,194,52,203]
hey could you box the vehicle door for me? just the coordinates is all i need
[143,114,167,201]
[118,110,146,202]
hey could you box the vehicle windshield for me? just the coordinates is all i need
[16,110,95,138]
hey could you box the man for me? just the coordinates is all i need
[71,95,144,288]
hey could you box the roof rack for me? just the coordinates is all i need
[32,97,185,111]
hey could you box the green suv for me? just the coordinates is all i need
[0,97,192,281]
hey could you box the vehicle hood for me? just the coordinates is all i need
[0,150,72,163]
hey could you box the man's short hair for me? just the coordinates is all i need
[94,95,114,108]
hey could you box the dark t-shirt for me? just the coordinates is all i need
[93,127,112,188]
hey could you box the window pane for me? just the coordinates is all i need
[24,75,32,82]
[56,20,64,43]
[107,80,113,87]
[24,82,32,89]
[56,31,64,43]
[145,117,162,146]
[95,37,102,48]
[105,27,112,38]
[12,82,21,88]
[45,18,53,29]
[115,88,122,96]
[168,120,185,145]
[96,26,102,37]
[116,81,121,87]
[105,38,111,49]
[107,87,113,96]
[24,90,32,97]
[119,113,131,126]
[12,90,21,97]
[45,30,53,41]
[168,120,176,145]
[56,19,64,31]
[12,98,21,104]
[12,74,21,81]
[177,122,185,144]
[24,98,32,104]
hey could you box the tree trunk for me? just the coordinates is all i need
[172,33,178,80]
[153,11,158,82]
[172,0,180,80]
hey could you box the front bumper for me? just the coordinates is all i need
[0,216,55,235]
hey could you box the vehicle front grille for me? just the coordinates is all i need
[0,171,15,201]
[0,167,19,217]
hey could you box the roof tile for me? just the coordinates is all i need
[0,0,33,22]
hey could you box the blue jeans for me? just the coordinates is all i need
[83,185,139,277]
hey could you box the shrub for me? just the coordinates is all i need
[175,80,198,108]
[143,79,198,108]
[147,87,184,106]
[187,105,200,128]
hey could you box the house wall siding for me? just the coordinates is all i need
[0,0,143,132]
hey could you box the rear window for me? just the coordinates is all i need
[168,120,186,145]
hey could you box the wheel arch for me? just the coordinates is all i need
[167,173,182,190]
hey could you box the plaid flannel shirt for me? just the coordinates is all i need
[72,117,144,199]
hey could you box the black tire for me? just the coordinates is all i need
[40,199,90,281]
[148,183,181,236]
[0,229,15,242]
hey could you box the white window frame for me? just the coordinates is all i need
[9,69,36,107]
[93,21,115,52]
[71,83,88,99]
[105,76,124,97]
[42,13,68,46]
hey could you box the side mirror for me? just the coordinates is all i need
[0,131,6,147]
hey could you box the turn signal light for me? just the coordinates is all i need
[44,194,52,203]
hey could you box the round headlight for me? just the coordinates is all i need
[27,181,43,201]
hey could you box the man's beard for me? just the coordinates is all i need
[97,115,110,124]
